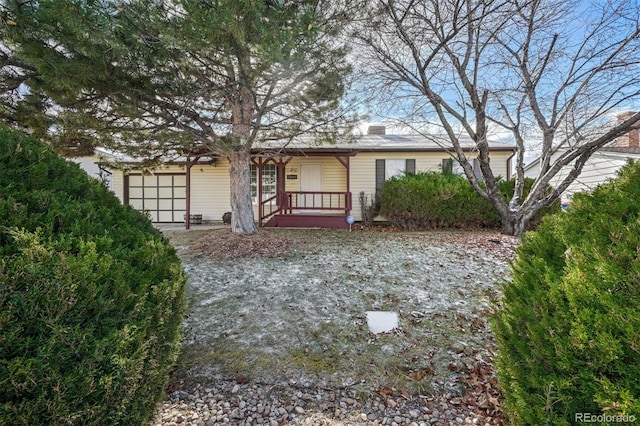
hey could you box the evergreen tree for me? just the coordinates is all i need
[2,0,356,234]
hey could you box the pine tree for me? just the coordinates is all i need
[3,0,356,234]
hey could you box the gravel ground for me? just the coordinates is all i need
[151,229,517,425]
[152,379,496,426]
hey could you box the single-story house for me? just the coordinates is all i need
[104,126,516,228]
[524,114,640,204]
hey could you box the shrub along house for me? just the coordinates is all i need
[105,126,516,228]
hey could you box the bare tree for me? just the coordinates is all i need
[352,0,640,235]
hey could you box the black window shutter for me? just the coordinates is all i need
[375,159,385,197]
[442,158,453,174]
[405,159,416,174]
[123,174,130,203]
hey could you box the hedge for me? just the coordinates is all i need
[493,160,640,424]
[378,172,558,229]
[0,127,186,425]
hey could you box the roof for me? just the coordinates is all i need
[255,133,516,154]
[601,146,640,155]
[97,132,516,165]
[524,145,640,172]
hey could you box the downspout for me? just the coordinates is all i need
[346,155,351,214]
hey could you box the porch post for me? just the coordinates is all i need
[185,158,193,230]
[277,159,286,209]
[254,157,263,227]
[276,157,291,213]
[335,154,353,215]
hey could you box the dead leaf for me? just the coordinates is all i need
[378,387,393,398]
[407,371,423,381]
[488,393,501,409]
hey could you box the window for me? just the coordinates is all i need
[375,159,416,195]
[251,163,277,202]
[385,159,406,180]
[442,158,465,175]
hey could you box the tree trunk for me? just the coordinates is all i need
[499,205,541,237]
[501,216,526,237]
[227,150,258,235]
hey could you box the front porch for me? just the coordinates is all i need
[260,191,352,228]
[254,152,356,229]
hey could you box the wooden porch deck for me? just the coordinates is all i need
[263,213,350,229]
[260,191,352,229]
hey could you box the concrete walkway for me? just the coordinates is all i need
[154,223,229,233]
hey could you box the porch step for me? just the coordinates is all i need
[263,214,350,229]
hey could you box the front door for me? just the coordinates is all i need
[299,164,322,210]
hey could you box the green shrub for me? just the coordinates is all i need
[379,172,557,230]
[0,127,186,425]
[379,172,499,229]
[493,161,640,425]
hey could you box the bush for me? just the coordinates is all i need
[378,172,499,229]
[493,161,640,425]
[379,172,557,230]
[0,127,187,425]
[359,191,380,228]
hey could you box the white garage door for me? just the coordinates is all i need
[127,174,187,222]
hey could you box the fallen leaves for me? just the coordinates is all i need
[406,368,434,381]
[458,356,505,425]
[179,228,514,424]
[189,229,305,259]
[186,228,519,262]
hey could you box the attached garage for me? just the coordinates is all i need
[125,173,187,222]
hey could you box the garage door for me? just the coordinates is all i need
[126,174,187,222]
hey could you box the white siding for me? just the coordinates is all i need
[112,170,125,202]
[110,150,514,223]
[547,152,636,202]
[190,162,231,222]
[349,151,513,221]
[67,156,113,190]
[525,151,640,203]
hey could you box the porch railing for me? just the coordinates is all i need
[260,193,281,224]
[260,191,352,225]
